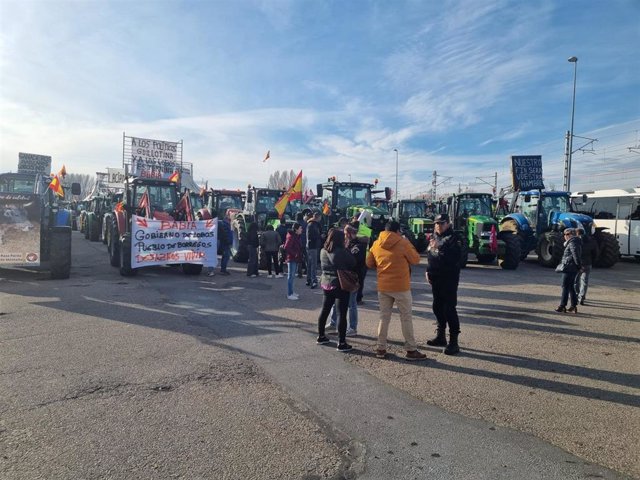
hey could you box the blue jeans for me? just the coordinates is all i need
[287,261,297,296]
[306,248,318,285]
[220,246,230,272]
[330,290,358,330]
[560,271,578,307]
[575,265,591,301]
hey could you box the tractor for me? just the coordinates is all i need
[316,179,391,243]
[101,192,122,246]
[107,176,203,276]
[446,193,520,269]
[499,190,618,268]
[0,172,80,279]
[391,199,434,253]
[84,195,113,242]
[230,186,298,262]
[195,189,245,221]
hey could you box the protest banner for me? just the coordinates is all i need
[511,155,545,191]
[0,193,41,266]
[107,168,125,187]
[130,215,218,269]
[129,137,180,180]
[18,153,51,176]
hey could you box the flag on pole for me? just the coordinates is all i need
[263,150,270,162]
[168,171,180,183]
[176,190,193,221]
[138,190,151,218]
[274,170,303,218]
[58,165,67,178]
[489,225,498,254]
[48,175,64,197]
[322,200,330,216]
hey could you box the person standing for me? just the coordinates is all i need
[306,212,322,288]
[575,227,596,305]
[425,213,462,355]
[555,228,582,313]
[295,212,307,279]
[366,220,426,361]
[344,224,365,335]
[246,222,259,277]
[316,229,357,352]
[218,217,232,275]
[284,222,303,300]
[276,219,288,276]
[261,224,282,278]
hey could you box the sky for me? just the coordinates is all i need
[1,0,639,198]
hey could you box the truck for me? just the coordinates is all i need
[446,193,520,269]
[499,190,619,268]
[391,199,434,253]
[0,172,80,279]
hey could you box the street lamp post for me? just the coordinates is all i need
[393,148,398,202]
[563,56,578,192]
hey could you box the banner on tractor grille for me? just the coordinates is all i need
[0,193,42,266]
[131,215,218,269]
[511,155,545,191]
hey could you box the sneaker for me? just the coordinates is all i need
[337,343,353,352]
[325,322,336,331]
[277,273,284,278]
[268,274,274,278]
[305,281,311,286]
[287,294,298,301]
[316,335,330,344]
[374,349,387,359]
[310,283,318,289]
[292,293,299,298]
[250,274,258,278]
[207,271,216,277]
[345,328,357,337]
[405,350,427,361]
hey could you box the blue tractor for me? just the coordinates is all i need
[499,190,619,268]
[0,172,81,278]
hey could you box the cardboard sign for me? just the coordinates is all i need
[130,215,218,269]
[0,193,41,266]
[18,153,51,176]
[129,137,179,179]
[511,155,545,191]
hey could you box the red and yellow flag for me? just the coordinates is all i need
[48,175,64,197]
[322,200,330,216]
[168,171,180,183]
[58,165,67,178]
[274,170,303,218]
[263,150,270,162]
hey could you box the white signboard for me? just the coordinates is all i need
[130,137,179,179]
[107,168,125,187]
[131,215,218,269]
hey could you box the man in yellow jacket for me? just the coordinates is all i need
[366,220,426,361]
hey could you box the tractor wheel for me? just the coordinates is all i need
[517,231,529,260]
[459,238,469,269]
[498,231,520,270]
[593,231,619,268]
[89,216,100,242]
[476,254,496,264]
[182,263,203,275]
[84,216,91,239]
[108,220,120,267]
[102,218,109,244]
[536,231,563,267]
[232,217,249,262]
[50,227,72,279]
[119,232,136,276]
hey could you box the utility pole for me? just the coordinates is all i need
[431,170,453,202]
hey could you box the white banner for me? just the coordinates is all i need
[107,167,125,187]
[131,215,218,269]
[130,136,179,179]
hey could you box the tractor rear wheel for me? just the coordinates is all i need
[119,232,136,276]
[593,231,619,268]
[536,231,563,267]
[89,215,100,242]
[498,231,520,270]
[50,227,72,279]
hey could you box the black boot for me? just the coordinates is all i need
[444,332,460,355]
[426,328,447,347]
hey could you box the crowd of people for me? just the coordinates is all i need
[206,208,597,360]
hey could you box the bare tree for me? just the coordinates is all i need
[268,170,308,192]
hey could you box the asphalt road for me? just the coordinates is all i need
[1,232,638,479]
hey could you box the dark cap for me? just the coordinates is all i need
[434,213,450,224]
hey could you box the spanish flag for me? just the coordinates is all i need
[274,170,303,218]
[168,171,180,183]
[48,175,64,197]
[322,200,330,216]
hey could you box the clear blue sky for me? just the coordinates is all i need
[1,0,638,196]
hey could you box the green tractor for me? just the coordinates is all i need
[391,199,433,253]
[446,193,520,269]
[316,178,391,242]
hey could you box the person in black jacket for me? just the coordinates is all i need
[316,229,356,352]
[575,227,596,305]
[246,222,259,277]
[556,228,582,313]
[425,213,463,355]
[306,212,322,288]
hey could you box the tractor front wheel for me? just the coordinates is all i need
[119,233,136,276]
[498,231,520,270]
